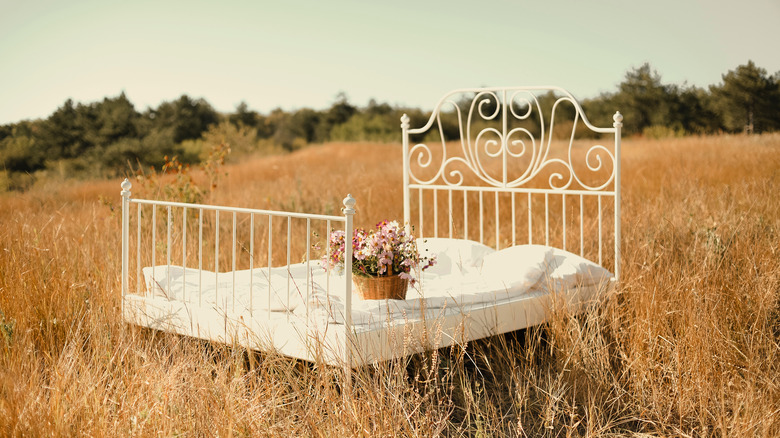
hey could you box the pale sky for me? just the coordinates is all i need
[1,0,778,125]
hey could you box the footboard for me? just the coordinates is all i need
[120,180,358,363]
[401,86,623,280]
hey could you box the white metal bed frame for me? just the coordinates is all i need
[120,86,622,368]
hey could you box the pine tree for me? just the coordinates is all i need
[710,61,780,133]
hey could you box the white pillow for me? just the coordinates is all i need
[542,247,614,290]
[480,244,553,291]
[416,238,495,276]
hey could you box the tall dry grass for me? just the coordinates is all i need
[1,136,778,436]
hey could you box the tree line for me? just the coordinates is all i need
[584,60,780,137]
[1,60,778,191]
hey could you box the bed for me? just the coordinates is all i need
[120,86,623,367]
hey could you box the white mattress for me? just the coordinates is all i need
[140,239,613,330]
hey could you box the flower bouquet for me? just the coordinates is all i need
[323,220,435,300]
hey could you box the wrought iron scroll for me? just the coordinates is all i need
[406,87,617,192]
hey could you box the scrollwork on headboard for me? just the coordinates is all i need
[402,87,620,192]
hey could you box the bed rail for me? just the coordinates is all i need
[401,86,622,280]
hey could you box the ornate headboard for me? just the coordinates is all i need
[401,86,623,279]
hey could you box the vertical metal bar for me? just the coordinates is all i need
[305,218,311,317]
[598,195,603,266]
[287,216,291,321]
[182,207,187,301]
[495,191,500,250]
[136,204,141,294]
[448,189,453,238]
[502,89,508,185]
[326,219,331,297]
[401,114,411,233]
[250,213,254,317]
[528,192,532,244]
[579,194,584,257]
[433,189,438,238]
[463,190,468,240]
[120,180,131,313]
[562,194,567,251]
[166,206,171,297]
[199,209,203,307]
[342,195,356,370]
[215,210,219,303]
[614,112,623,282]
[151,205,156,283]
[418,189,423,237]
[268,215,273,320]
[479,191,484,244]
[511,192,516,246]
[544,193,549,246]
[232,212,237,313]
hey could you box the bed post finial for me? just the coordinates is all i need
[121,178,132,198]
[613,111,623,127]
[342,194,356,213]
[400,113,410,130]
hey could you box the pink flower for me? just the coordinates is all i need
[323,220,435,278]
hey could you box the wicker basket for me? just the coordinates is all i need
[352,274,408,300]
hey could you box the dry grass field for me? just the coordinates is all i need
[1,134,779,437]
